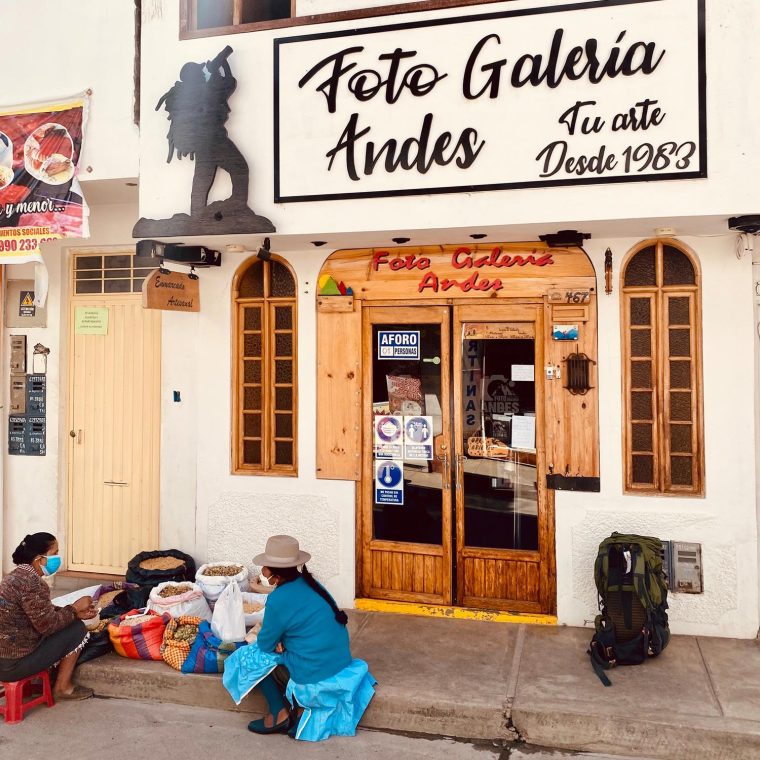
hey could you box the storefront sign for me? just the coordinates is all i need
[0,95,90,263]
[142,269,200,312]
[374,414,404,458]
[378,330,420,359]
[75,306,109,335]
[404,415,433,460]
[375,459,404,505]
[275,0,705,201]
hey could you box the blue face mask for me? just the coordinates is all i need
[41,554,62,576]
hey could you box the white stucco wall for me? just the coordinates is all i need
[2,0,138,181]
[132,1,760,633]
[139,0,760,233]
[2,203,139,570]
[556,235,759,639]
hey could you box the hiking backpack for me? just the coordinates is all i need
[587,532,670,686]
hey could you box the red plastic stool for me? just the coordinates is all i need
[0,670,55,724]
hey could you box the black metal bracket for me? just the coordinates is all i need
[539,230,592,248]
[546,474,600,492]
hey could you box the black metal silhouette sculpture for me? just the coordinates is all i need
[133,46,274,237]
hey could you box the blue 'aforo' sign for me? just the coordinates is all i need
[378,330,420,360]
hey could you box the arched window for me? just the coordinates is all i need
[232,256,297,475]
[621,240,703,495]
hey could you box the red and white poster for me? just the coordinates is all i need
[0,94,90,263]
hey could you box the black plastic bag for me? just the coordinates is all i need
[125,549,197,607]
[77,626,113,665]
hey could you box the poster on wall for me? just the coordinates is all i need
[275,0,706,201]
[0,94,90,264]
[375,459,404,505]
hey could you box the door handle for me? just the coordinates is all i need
[104,481,128,487]
[70,429,82,444]
[435,454,450,490]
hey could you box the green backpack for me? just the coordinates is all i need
[588,532,670,686]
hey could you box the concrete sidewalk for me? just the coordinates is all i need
[75,610,760,759]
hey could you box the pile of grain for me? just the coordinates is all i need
[139,556,185,571]
[202,564,243,577]
[157,584,192,598]
[243,602,264,614]
[173,624,198,642]
[119,614,153,628]
[96,590,122,609]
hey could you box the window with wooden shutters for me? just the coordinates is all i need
[232,256,297,475]
[621,241,703,495]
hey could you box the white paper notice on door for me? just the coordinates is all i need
[511,415,536,450]
[511,364,534,382]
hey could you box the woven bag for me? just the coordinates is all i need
[161,615,202,671]
[109,609,171,660]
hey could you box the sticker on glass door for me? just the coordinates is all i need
[375,460,404,505]
[377,330,420,359]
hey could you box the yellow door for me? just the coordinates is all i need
[68,293,161,574]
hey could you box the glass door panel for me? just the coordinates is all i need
[371,322,445,545]
[460,329,538,551]
[362,306,452,605]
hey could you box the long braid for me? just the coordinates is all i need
[300,565,348,626]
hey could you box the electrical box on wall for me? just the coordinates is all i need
[10,335,26,373]
[5,279,47,328]
[670,542,703,593]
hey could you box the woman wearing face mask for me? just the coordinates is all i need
[0,533,96,699]
[223,535,375,742]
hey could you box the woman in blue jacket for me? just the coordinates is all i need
[224,535,375,741]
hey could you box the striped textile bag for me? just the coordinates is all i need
[109,609,171,660]
[181,620,244,674]
[161,616,202,671]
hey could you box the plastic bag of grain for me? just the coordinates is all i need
[147,581,212,621]
[196,562,249,603]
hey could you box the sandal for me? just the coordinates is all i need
[54,685,94,701]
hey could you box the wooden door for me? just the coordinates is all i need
[453,304,555,614]
[361,306,453,604]
[68,296,162,573]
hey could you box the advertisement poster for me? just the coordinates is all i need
[375,460,404,505]
[404,415,433,460]
[0,94,90,263]
[374,414,403,459]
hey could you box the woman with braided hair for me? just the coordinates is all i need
[223,535,375,741]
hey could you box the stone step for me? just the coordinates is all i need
[76,654,267,715]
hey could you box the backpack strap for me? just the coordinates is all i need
[587,641,613,687]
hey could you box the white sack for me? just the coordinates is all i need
[196,562,249,603]
[241,591,268,627]
[146,580,212,621]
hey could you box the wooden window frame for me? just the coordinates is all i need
[180,0,511,39]
[232,255,298,476]
[620,239,704,497]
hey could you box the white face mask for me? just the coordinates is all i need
[259,573,273,588]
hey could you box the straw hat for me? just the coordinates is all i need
[253,535,311,568]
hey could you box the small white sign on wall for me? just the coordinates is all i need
[275,0,705,201]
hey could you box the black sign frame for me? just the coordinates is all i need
[273,0,707,203]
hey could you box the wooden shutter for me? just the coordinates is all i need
[316,298,362,480]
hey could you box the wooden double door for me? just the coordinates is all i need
[360,304,555,614]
